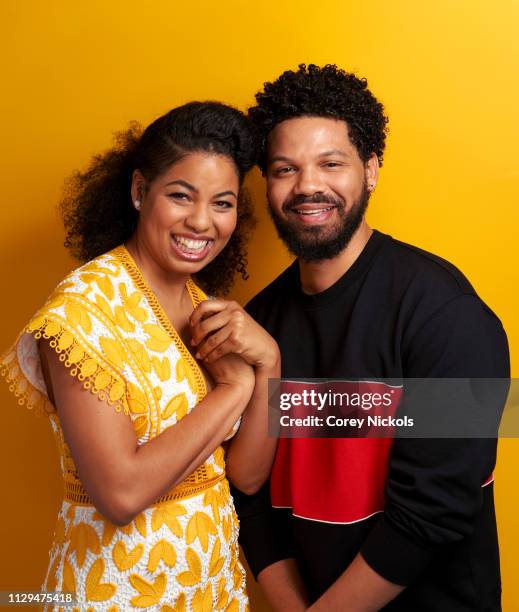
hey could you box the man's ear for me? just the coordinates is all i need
[130,169,146,207]
[365,153,380,192]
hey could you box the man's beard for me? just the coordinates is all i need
[268,182,370,262]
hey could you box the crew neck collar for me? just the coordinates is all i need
[291,230,388,309]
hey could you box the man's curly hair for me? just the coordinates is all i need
[60,101,256,296]
[248,64,388,170]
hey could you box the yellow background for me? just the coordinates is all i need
[1,1,517,610]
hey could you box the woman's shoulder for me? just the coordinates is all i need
[52,248,126,299]
[1,247,132,417]
[24,247,130,344]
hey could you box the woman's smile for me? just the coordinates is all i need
[170,232,214,261]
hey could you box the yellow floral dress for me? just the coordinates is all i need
[0,245,249,612]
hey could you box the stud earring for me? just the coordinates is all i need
[134,199,141,210]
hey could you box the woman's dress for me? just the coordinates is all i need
[0,245,249,611]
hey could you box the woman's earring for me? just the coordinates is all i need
[134,199,141,210]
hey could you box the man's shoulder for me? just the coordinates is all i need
[381,233,477,299]
[245,261,297,319]
[380,233,507,339]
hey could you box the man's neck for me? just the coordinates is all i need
[298,222,373,295]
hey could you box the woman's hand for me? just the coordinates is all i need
[202,351,255,391]
[192,301,281,496]
[190,299,280,370]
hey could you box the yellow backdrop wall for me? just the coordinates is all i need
[1,1,517,610]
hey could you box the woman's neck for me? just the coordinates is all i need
[124,236,190,312]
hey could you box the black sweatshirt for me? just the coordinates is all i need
[233,230,509,611]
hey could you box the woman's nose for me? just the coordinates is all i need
[185,203,211,233]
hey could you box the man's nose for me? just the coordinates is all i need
[185,203,212,233]
[294,167,325,196]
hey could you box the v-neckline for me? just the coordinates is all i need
[113,244,208,401]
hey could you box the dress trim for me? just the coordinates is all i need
[0,310,129,417]
[64,471,226,507]
[0,344,51,417]
[113,245,207,403]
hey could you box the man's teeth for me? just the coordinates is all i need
[173,236,209,251]
[294,207,334,216]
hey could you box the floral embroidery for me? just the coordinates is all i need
[129,572,167,607]
[112,540,145,571]
[177,547,202,587]
[152,504,186,538]
[191,584,213,612]
[67,523,100,568]
[186,512,218,552]
[85,558,117,602]
[148,539,177,572]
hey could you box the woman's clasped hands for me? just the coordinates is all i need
[190,298,281,372]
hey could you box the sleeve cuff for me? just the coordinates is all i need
[360,515,435,586]
[231,484,294,579]
[237,511,294,579]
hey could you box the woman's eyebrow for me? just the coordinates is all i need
[268,155,292,164]
[164,179,197,191]
[214,190,237,199]
[164,181,237,199]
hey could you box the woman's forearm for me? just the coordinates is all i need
[117,382,252,518]
[70,382,252,525]
[41,338,254,525]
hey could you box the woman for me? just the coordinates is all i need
[1,102,280,611]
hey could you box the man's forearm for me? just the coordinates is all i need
[257,558,309,612]
[308,553,404,612]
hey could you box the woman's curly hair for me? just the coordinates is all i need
[248,64,388,170]
[61,101,256,296]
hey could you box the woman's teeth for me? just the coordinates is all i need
[173,236,209,252]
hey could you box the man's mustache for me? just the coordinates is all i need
[283,192,345,211]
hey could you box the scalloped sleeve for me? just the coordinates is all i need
[1,291,130,417]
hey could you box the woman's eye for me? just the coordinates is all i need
[214,201,233,209]
[168,192,189,201]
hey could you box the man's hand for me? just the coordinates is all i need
[257,558,310,612]
[308,553,404,612]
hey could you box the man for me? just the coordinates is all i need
[233,65,509,611]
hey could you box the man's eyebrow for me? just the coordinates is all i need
[268,150,351,165]
[319,149,350,158]
[164,179,198,192]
